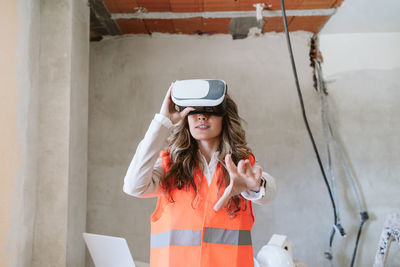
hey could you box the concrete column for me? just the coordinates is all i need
[32,0,89,266]
[0,1,21,265]
[1,0,41,266]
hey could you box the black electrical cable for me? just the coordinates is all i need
[278,0,339,258]
[350,211,369,267]
[279,2,370,265]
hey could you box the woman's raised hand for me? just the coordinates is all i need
[213,154,263,211]
[160,82,195,125]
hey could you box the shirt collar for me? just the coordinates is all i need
[198,150,220,167]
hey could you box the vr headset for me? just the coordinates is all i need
[171,79,227,116]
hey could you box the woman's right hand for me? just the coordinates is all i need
[160,82,195,125]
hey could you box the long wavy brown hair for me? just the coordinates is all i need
[160,94,252,215]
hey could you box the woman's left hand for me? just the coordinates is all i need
[213,154,263,211]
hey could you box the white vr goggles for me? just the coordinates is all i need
[171,79,227,116]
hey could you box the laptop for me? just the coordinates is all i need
[83,232,136,267]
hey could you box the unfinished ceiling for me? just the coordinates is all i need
[90,0,345,41]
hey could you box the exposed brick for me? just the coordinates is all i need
[288,15,329,33]
[262,16,294,32]
[202,18,231,34]
[136,0,171,12]
[170,0,203,12]
[116,19,148,34]
[146,19,176,33]
[299,0,336,9]
[103,0,139,13]
[173,18,203,34]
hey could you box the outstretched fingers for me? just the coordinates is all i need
[244,160,255,177]
[213,155,236,211]
[255,166,262,180]
[225,154,237,176]
[237,160,245,175]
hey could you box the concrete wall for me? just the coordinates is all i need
[0,0,89,266]
[319,0,400,265]
[88,32,333,266]
[0,1,24,265]
[321,68,400,267]
[88,32,400,266]
[320,32,400,266]
[66,0,90,265]
[33,0,89,266]
[1,0,40,266]
[320,33,400,77]
[320,0,400,34]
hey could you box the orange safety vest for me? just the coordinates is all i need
[150,150,256,267]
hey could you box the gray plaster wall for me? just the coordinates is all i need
[88,32,321,265]
[66,0,90,266]
[88,32,400,266]
[319,31,400,266]
[31,0,89,266]
[5,0,41,266]
[5,0,88,266]
[33,0,72,264]
[322,68,400,267]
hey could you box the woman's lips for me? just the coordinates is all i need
[196,124,210,129]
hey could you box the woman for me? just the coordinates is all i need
[124,82,277,267]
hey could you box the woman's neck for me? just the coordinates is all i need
[197,139,220,164]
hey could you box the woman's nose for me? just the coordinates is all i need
[197,113,208,120]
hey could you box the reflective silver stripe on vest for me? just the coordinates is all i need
[151,230,202,248]
[203,227,252,245]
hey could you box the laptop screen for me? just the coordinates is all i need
[83,232,136,267]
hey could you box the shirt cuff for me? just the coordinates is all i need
[154,113,173,129]
[241,177,266,201]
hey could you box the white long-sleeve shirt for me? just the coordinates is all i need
[123,114,277,205]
